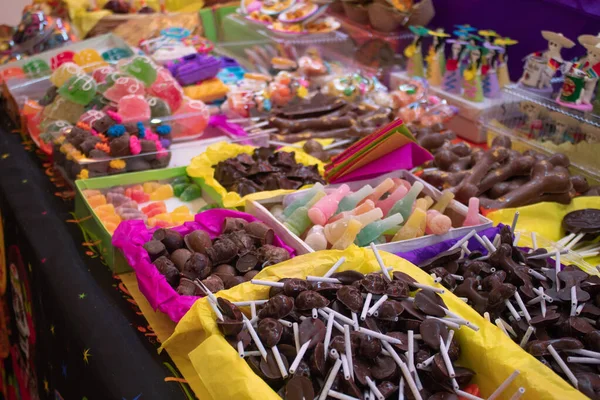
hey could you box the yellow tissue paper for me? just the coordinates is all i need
[487,197,600,267]
[186,141,325,209]
[162,246,586,400]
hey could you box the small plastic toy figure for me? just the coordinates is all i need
[405,26,429,78]
[519,101,543,139]
[442,39,468,94]
[494,37,518,87]
[557,39,600,110]
[547,111,578,144]
[481,43,502,98]
[462,45,484,102]
[426,29,450,86]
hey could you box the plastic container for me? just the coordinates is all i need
[245,170,493,254]
[482,83,600,182]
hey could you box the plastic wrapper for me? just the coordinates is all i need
[186,141,325,208]
[112,209,297,322]
[162,246,586,400]
[392,78,458,127]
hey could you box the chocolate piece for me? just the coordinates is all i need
[223,217,249,233]
[284,375,314,400]
[153,228,183,253]
[143,240,167,261]
[258,294,294,319]
[246,221,274,245]
[206,237,238,265]
[298,318,326,349]
[202,275,225,293]
[176,277,197,296]
[258,244,290,266]
[283,279,311,298]
[562,209,600,235]
[414,291,446,317]
[236,251,259,273]
[182,253,212,280]
[331,270,364,285]
[336,285,363,313]
[92,115,116,133]
[295,291,330,310]
[170,248,192,271]
[184,230,212,254]
[258,318,284,347]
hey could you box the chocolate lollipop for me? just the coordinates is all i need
[559,209,600,257]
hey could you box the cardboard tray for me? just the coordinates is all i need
[245,170,493,255]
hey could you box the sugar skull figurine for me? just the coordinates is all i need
[557,38,600,111]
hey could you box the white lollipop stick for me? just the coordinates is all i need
[566,357,600,364]
[519,325,535,348]
[323,312,334,360]
[508,387,525,400]
[289,340,311,374]
[547,344,578,388]
[366,377,385,400]
[511,211,519,233]
[323,307,355,325]
[504,299,522,321]
[318,358,343,400]
[488,369,520,400]
[568,349,600,359]
[449,230,476,250]
[371,243,392,282]
[367,295,389,316]
[251,279,284,287]
[244,319,267,360]
[341,353,351,380]
[513,292,531,322]
[237,341,244,358]
[307,276,342,283]
[328,390,360,400]
[323,257,347,278]
[380,341,422,400]
[361,293,373,321]
[439,336,455,378]
[232,300,269,306]
[271,345,288,378]
[359,327,403,344]
[344,325,354,377]
[292,322,300,352]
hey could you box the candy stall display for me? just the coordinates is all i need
[246,170,492,255]
[112,209,302,320]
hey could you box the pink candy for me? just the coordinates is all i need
[92,66,116,83]
[426,210,452,235]
[309,184,350,226]
[78,109,106,125]
[118,95,150,123]
[462,197,481,227]
[103,76,145,103]
[149,79,183,112]
[171,98,209,138]
[51,51,75,70]
[130,135,141,155]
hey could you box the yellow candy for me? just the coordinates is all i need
[74,49,107,73]
[87,194,107,208]
[104,221,118,234]
[153,213,173,223]
[150,184,174,201]
[171,213,194,225]
[83,189,102,198]
[171,205,191,215]
[102,214,121,226]
[94,204,116,218]
[143,181,161,194]
[50,62,84,87]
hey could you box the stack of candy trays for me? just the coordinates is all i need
[245,170,493,254]
[74,166,206,272]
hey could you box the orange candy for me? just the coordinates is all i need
[87,194,107,208]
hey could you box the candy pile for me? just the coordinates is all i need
[213,147,325,196]
[269,177,481,250]
[209,252,523,400]
[82,177,202,232]
[143,219,291,295]
[417,134,593,209]
[417,220,600,398]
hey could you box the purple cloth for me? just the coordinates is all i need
[430,0,600,79]
[112,209,297,322]
[394,225,501,264]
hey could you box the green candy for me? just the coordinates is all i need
[121,56,157,86]
[173,183,189,197]
[102,47,132,62]
[172,176,191,186]
[23,59,51,77]
[58,75,97,106]
[198,203,221,212]
[180,185,202,201]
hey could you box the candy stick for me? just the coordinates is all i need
[398,377,405,400]
[430,273,441,283]
[431,190,454,213]
[408,330,415,373]
[508,387,526,400]
[381,341,422,400]
[307,276,342,283]
[492,233,501,249]
[532,287,554,302]
[513,232,521,246]
[251,279,285,287]
[444,317,479,331]
[366,377,385,400]
[505,299,522,321]
[344,325,354,377]
[371,243,392,282]
[328,390,360,400]
[324,139,354,150]
[361,293,373,321]
[232,300,269,306]
[323,256,347,277]
[475,233,492,252]
[547,344,578,388]
[484,312,491,322]
[451,379,460,391]
[237,341,244,358]
[425,317,460,330]
[541,291,547,318]
[438,336,455,378]
[243,351,262,357]
[367,295,389,316]
[413,368,423,391]
[573,243,600,252]
[458,297,469,303]
[324,312,334,360]
[289,340,311,374]
[412,283,445,293]
[568,349,600,359]
[318,309,345,333]
[526,249,568,259]
[513,292,531,322]
[244,319,268,360]
[359,327,403,344]
[527,269,547,281]
[352,312,359,331]
[527,295,544,305]
[450,273,465,281]
[449,230,477,250]
[566,357,600,364]
[571,285,578,308]
[555,250,561,291]
[454,389,484,400]
[530,231,537,250]
[417,355,435,369]
[579,250,600,258]
[488,370,520,400]
[323,307,355,325]
[565,232,585,250]
[483,236,497,252]
[318,358,343,400]
[292,322,300,352]
[495,318,510,337]
[445,329,455,350]
[272,345,289,378]
[519,326,535,348]
[575,303,585,315]
[208,298,224,321]
[511,211,520,233]
[461,243,472,255]
[250,303,257,319]
[341,353,351,380]
[330,349,340,360]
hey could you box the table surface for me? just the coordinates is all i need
[0,117,194,399]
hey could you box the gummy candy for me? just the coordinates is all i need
[118,95,150,123]
[148,218,171,228]
[141,201,166,215]
[171,176,191,185]
[58,75,97,106]
[94,204,117,218]
[106,192,130,207]
[173,183,188,197]
[51,51,76,70]
[50,62,84,87]
[121,56,157,86]
[43,96,85,124]
[92,66,116,83]
[0,67,25,84]
[87,194,107,208]
[74,49,107,72]
[103,77,145,103]
[83,189,102,198]
[101,214,122,226]
[148,69,183,111]
[78,110,106,126]
[148,97,171,119]
[143,182,161,194]
[23,59,51,77]
[102,47,132,62]
[119,210,148,221]
[171,213,194,225]
[104,221,119,233]
[180,184,202,201]
[171,98,209,138]
[150,184,174,201]
[107,187,126,195]
[171,205,191,215]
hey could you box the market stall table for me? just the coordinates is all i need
[0,119,195,400]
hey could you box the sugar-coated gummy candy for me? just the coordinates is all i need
[143,182,161,194]
[173,183,188,197]
[92,66,116,83]
[148,69,183,111]
[171,213,194,225]
[102,47,132,62]
[94,204,117,218]
[50,62,84,87]
[142,201,166,214]
[171,176,191,185]
[101,214,121,226]
[150,184,174,201]
[108,186,126,195]
[83,189,102,198]
[43,96,85,124]
[23,59,51,77]
[74,49,107,72]
[78,110,106,126]
[148,218,171,228]
[103,77,145,103]
[125,187,150,203]
[87,194,107,208]
[104,221,119,233]
[171,205,191,215]
[118,95,151,123]
[106,192,130,207]
[180,184,202,201]
[171,98,209,138]
[148,97,171,119]
[121,56,157,86]
[58,75,98,106]
[50,51,75,70]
